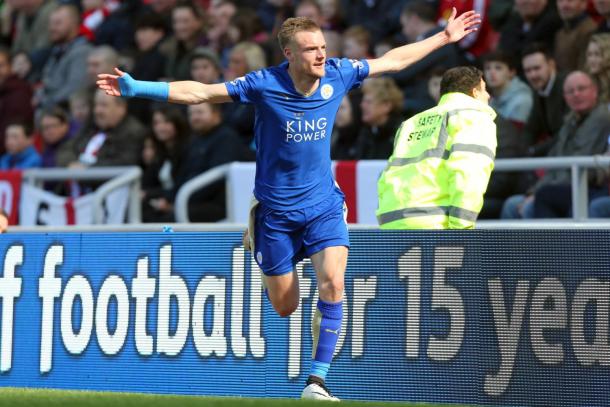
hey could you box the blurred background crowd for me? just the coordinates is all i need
[1,0,610,223]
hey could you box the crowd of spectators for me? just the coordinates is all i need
[1,0,610,221]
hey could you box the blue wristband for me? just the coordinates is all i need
[118,72,169,102]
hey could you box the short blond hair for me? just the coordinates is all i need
[277,17,321,50]
[362,77,403,114]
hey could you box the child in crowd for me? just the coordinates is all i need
[0,121,41,170]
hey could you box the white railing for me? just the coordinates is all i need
[22,166,142,223]
[174,156,610,223]
[493,155,610,220]
[174,163,232,223]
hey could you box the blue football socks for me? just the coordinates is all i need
[310,298,343,381]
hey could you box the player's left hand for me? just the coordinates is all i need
[444,8,481,43]
[0,208,8,233]
[242,229,251,251]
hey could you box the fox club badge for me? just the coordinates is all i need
[321,84,334,100]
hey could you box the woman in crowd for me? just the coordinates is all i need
[355,77,404,159]
[583,33,610,106]
[141,105,190,222]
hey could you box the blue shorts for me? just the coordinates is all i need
[253,189,350,276]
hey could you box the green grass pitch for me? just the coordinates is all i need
[0,387,474,407]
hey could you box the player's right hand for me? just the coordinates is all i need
[96,67,131,97]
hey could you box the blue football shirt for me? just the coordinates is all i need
[225,58,370,209]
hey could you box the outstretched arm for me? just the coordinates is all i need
[367,8,480,77]
[96,68,233,105]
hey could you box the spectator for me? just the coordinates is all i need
[589,195,610,217]
[317,0,345,31]
[40,107,76,196]
[207,0,237,53]
[322,29,342,58]
[583,33,610,105]
[256,0,294,36]
[488,0,518,31]
[295,0,324,27]
[256,0,295,65]
[57,89,146,168]
[68,89,93,138]
[330,96,359,160]
[521,43,569,156]
[343,0,406,44]
[142,106,190,222]
[532,71,610,217]
[0,121,41,170]
[227,7,270,45]
[140,135,170,219]
[593,0,610,33]
[0,47,34,154]
[130,12,168,123]
[501,71,610,219]
[392,1,460,115]
[39,106,72,170]
[171,102,248,222]
[479,116,530,219]
[93,0,148,51]
[11,0,57,54]
[224,7,274,66]
[133,12,167,80]
[426,66,445,103]
[86,46,119,89]
[141,135,160,189]
[36,4,92,111]
[147,0,179,18]
[437,0,499,61]
[190,47,222,83]
[483,50,533,125]
[11,51,34,82]
[373,36,396,59]
[553,0,597,72]
[223,42,267,148]
[342,25,372,60]
[498,0,562,57]
[80,0,120,41]
[224,41,267,81]
[0,2,11,47]
[160,1,208,80]
[587,138,610,218]
[355,77,404,160]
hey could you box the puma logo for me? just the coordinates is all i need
[325,328,340,335]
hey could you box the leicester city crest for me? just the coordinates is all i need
[321,84,334,100]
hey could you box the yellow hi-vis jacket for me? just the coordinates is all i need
[377,92,497,229]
